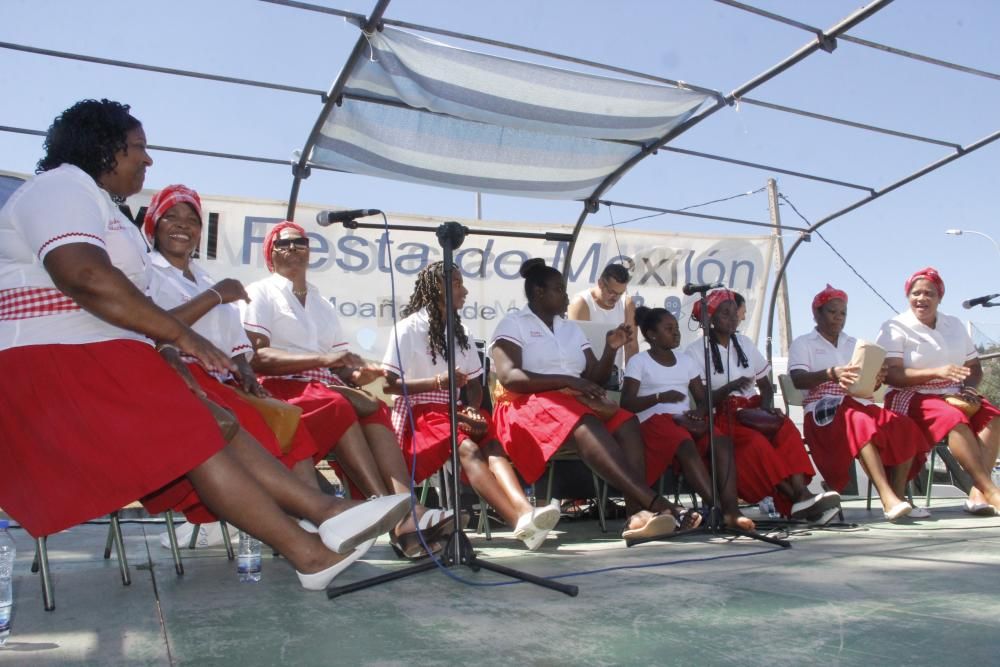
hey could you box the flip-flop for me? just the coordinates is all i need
[416,508,470,532]
[963,500,996,516]
[389,521,449,560]
[672,507,703,531]
[621,511,677,541]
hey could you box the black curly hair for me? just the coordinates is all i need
[401,261,470,364]
[36,99,141,182]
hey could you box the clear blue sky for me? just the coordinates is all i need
[3,0,999,349]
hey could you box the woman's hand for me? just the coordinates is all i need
[157,345,207,398]
[833,364,860,390]
[874,363,888,388]
[937,364,971,384]
[657,390,687,404]
[233,356,269,397]
[606,324,634,351]
[324,350,364,369]
[457,406,488,439]
[174,328,236,374]
[349,364,385,387]
[725,376,754,394]
[565,376,606,400]
[210,278,250,304]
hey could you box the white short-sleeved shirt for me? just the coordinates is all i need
[684,332,769,399]
[875,309,977,394]
[382,309,483,382]
[490,306,591,376]
[242,273,348,380]
[788,328,857,413]
[0,164,150,349]
[624,351,698,421]
[148,251,252,360]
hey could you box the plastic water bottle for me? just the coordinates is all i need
[236,530,262,583]
[524,484,536,507]
[758,496,779,519]
[332,480,346,499]
[992,465,1000,489]
[0,519,15,646]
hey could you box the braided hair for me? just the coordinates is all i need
[708,327,749,375]
[401,261,470,364]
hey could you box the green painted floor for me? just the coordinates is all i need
[4,499,1000,666]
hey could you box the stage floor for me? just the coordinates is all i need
[4,497,1000,666]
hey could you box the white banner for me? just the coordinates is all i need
[151,193,775,359]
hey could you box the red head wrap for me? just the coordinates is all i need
[691,288,736,323]
[143,184,202,244]
[263,221,307,272]
[812,284,848,311]
[904,267,944,298]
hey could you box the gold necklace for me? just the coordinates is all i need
[292,288,308,297]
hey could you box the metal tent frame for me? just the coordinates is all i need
[3,0,998,365]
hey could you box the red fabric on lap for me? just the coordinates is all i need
[400,403,497,483]
[887,391,1000,445]
[260,378,358,462]
[0,341,227,537]
[639,414,712,486]
[493,390,634,484]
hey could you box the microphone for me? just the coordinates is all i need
[962,293,1000,309]
[315,209,381,226]
[682,282,724,296]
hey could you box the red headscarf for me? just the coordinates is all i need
[904,267,945,298]
[143,184,202,244]
[263,221,307,272]
[691,288,736,322]
[812,284,848,311]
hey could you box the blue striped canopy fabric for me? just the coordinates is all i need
[310,27,709,200]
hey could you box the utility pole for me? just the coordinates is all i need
[767,178,793,357]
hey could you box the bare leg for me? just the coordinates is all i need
[186,444,346,574]
[331,422,391,496]
[856,441,905,512]
[775,473,812,503]
[889,461,911,499]
[459,439,531,526]
[291,458,321,490]
[361,423,415,496]
[567,415,664,515]
[951,422,1000,507]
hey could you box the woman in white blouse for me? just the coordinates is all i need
[243,222,456,558]
[876,267,1000,515]
[490,259,702,542]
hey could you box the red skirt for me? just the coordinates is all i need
[804,396,928,493]
[493,390,635,484]
[172,365,321,523]
[714,401,814,517]
[887,391,1000,445]
[639,414,712,486]
[0,341,227,537]
[401,403,497,483]
[260,378,359,462]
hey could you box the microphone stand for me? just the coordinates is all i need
[327,219,578,598]
[626,286,790,548]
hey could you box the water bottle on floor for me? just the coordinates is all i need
[236,530,262,583]
[992,465,1000,489]
[0,519,15,646]
[758,496,779,519]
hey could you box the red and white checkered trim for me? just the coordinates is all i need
[0,286,80,321]
[885,379,958,415]
[391,389,455,441]
[803,381,848,408]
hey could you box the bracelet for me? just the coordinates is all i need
[155,342,180,354]
[655,391,661,403]
[207,288,223,305]
[436,373,444,390]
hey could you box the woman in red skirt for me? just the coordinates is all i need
[684,289,840,521]
[877,267,1000,515]
[621,306,754,530]
[490,259,702,543]
[242,222,456,558]
[0,99,409,590]
[789,285,926,521]
[382,261,560,550]
[145,185,323,530]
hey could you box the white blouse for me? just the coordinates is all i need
[624,351,698,421]
[684,332,770,399]
[876,308,977,394]
[382,309,483,382]
[490,306,590,376]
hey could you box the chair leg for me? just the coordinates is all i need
[866,478,874,511]
[35,537,55,611]
[187,523,201,550]
[219,520,235,561]
[109,512,131,586]
[591,472,607,533]
[164,510,184,576]
[103,522,115,560]
[545,464,554,509]
[925,447,937,508]
[474,494,492,540]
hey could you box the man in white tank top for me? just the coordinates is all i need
[567,263,638,388]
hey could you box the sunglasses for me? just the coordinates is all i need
[273,237,310,250]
